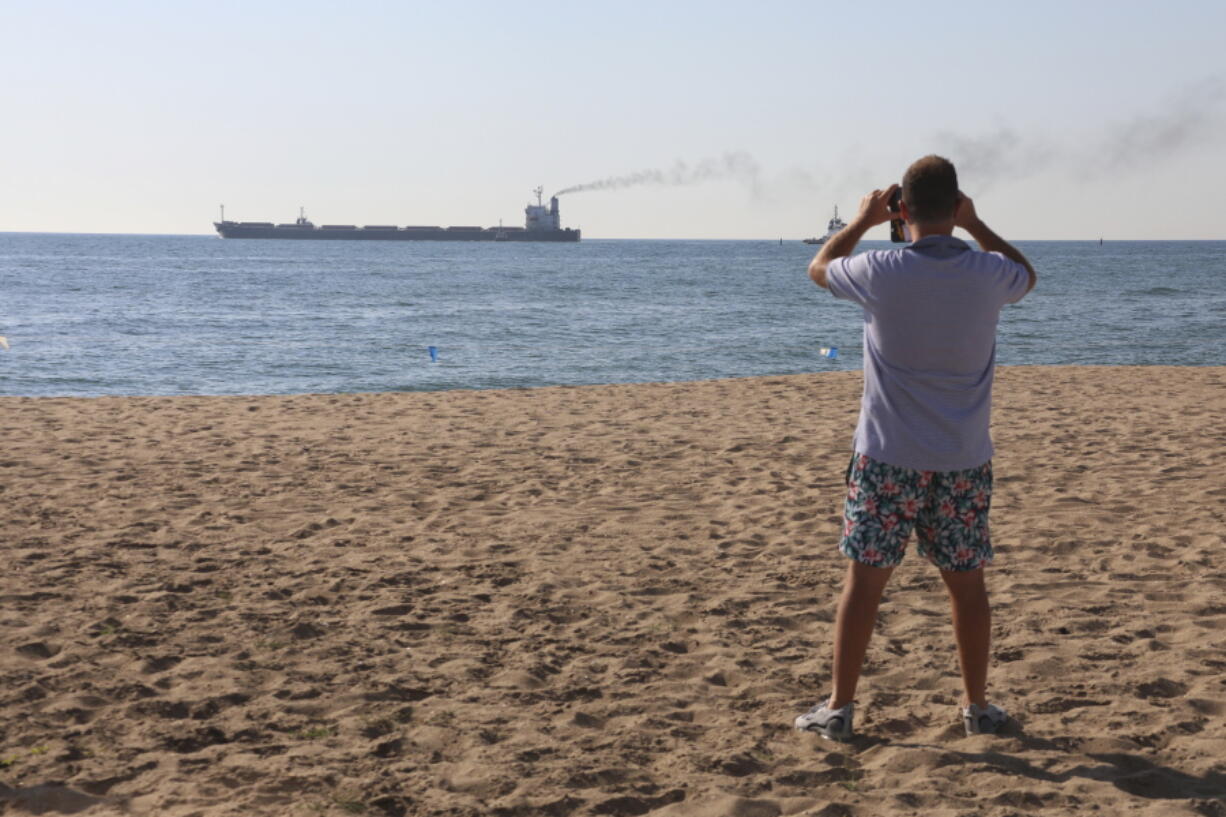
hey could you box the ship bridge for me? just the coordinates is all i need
[524,186,561,231]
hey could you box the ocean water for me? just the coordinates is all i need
[0,234,1223,397]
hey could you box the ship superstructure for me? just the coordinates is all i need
[803,206,847,245]
[524,186,562,232]
[213,188,579,242]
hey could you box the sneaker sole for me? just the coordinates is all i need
[964,715,1008,736]
[795,722,853,742]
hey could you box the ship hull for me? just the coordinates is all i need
[214,223,580,242]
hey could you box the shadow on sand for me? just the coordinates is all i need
[895,721,1226,804]
[0,781,114,815]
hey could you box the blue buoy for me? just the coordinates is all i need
[819,346,839,360]
[427,345,439,363]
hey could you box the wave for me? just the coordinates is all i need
[1124,287,1183,296]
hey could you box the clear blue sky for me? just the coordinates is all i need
[2,0,1224,238]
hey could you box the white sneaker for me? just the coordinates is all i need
[962,703,1008,735]
[794,699,854,741]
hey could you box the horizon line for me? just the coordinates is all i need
[2,230,1223,242]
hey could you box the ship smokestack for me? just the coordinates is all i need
[549,196,560,230]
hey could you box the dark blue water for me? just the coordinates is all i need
[1,234,1222,397]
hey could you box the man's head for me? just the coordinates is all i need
[901,155,959,227]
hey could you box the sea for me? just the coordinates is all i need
[1,234,1223,397]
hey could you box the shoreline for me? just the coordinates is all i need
[2,363,1223,403]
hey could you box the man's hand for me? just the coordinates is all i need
[954,192,984,231]
[853,184,900,229]
[810,184,897,289]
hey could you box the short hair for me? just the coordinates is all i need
[902,155,959,224]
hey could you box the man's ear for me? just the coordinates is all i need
[898,199,912,224]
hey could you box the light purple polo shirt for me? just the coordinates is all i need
[826,234,1030,472]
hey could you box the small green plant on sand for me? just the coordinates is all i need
[749,746,774,765]
[0,755,20,769]
[29,746,49,756]
[295,725,335,740]
[429,710,456,728]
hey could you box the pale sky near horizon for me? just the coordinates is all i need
[2,0,1224,240]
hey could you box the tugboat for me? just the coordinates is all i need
[803,206,847,245]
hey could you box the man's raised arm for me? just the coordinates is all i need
[809,185,898,289]
[955,193,1037,294]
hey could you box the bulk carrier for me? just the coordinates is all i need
[213,187,579,242]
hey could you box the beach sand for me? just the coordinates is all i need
[2,366,1224,816]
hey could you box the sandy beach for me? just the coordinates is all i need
[2,365,1224,817]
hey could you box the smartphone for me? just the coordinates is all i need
[888,188,911,243]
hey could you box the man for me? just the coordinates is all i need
[794,155,1035,741]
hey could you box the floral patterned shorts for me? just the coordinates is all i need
[839,452,993,572]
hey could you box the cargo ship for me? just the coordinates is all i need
[213,187,580,242]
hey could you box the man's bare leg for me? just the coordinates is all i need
[940,566,990,709]
[828,560,894,709]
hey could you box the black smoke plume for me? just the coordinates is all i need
[554,151,762,197]
[931,75,1225,189]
